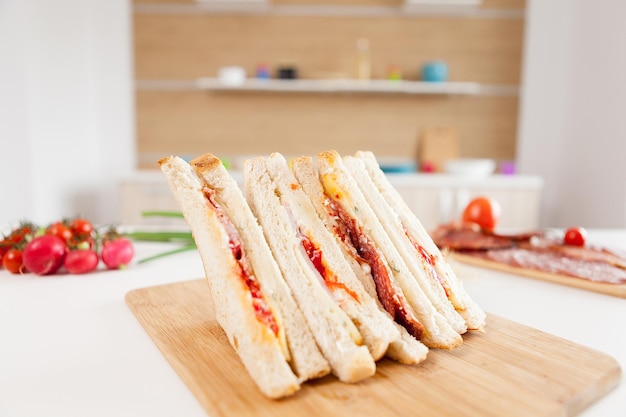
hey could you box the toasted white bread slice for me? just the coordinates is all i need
[291,156,428,365]
[317,150,463,349]
[190,154,330,382]
[158,156,299,399]
[343,155,467,334]
[264,152,400,362]
[243,156,376,383]
[355,150,486,330]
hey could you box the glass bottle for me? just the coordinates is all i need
[356,38,371,80]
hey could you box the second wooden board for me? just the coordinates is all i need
[451,253,626,298]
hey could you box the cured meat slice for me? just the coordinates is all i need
[328,198,425,339]
[471,248,626,285]
[431,223,524,251]
[433,222,626,286]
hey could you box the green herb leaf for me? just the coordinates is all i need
[137,244,197,264]
[141,211,185,219]
[126,231,194,242]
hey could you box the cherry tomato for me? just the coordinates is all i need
[461,197,501,231]
[101,238,134,270]
[0,240,10,267]
[22,235,68,275]
[564,227,587,247]
[8,223,36,245]
[70,218,94,238]
[68,235,95,251]
[3,249,25,274]
[46,222,73,244]
[64,249,99,274]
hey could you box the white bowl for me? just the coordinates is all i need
[443,158,496,178]
[218,66,246,86]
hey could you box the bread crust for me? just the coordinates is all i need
[190,153,331,382]
[159,155,300,398]
[188,153,223,172]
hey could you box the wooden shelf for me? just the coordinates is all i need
[133,2,523,19]
[135,78,519,97]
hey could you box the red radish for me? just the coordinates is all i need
[64,249,99,274]
[22,235,67,275]
[101,238,134,270]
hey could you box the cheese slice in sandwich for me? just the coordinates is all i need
[291,156,428,365]
[243,155,377,383]
[159,155,303,399]
[316,150,463,349]
[355,150,486,331]
[190,154,331,382]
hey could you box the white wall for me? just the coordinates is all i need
[518,0,626,228]
[0,0,134,227]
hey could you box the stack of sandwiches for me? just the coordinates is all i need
[159,150,486,399]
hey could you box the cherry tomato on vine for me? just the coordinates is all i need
[461,197,501,231]
[564,227,587,247]
[46,222,73,243]
[8,223,36,245]
[68,235,95,251]
[70,218,94,238]
[3,249,25,274]
[0,241,11,266]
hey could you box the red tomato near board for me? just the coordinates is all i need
[46,222,73,243]
[563,227,587,247]
[461,197,501,231]
[70,218,94,238]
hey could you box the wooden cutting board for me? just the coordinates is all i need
[451,253,626,298]
[125,279,621,417]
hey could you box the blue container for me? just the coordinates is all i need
[421,61,448,82]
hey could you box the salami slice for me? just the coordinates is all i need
[470,248,626,285]
[432,223,626,285]
[431,223,543,251]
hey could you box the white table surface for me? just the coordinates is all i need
[0,230,624,417]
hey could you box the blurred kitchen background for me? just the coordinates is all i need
[1,0,625,231]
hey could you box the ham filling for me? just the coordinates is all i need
[300,233,360,302]
[203,187,280,336]
[323,196,424,339]
[404,230,452,298]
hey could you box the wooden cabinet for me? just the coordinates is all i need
[118,170,542,231]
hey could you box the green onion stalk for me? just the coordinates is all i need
[126,211,196,264]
